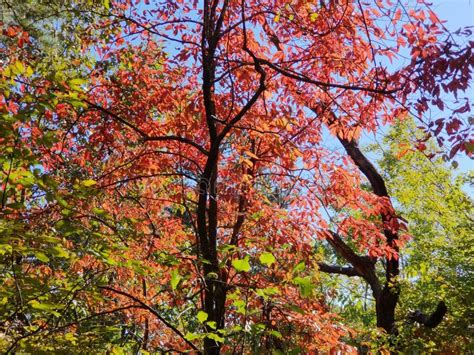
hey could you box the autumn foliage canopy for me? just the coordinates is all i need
[0,0,472,353]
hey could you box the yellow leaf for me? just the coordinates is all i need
[69,78,86,90]
[245,151,259,160]
[25,66,34,77]
[0,296,7,305]
[14,61,25,74]
[82,179,97,187]
[242,174,251,183]
[293,148,303,158]
[310,13,319,21]
[242,158,253,167]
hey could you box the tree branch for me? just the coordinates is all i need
[217,0,267,142]
[317,263,361,277]
[84,100,208,155]
[99,286,201,353]
[336,136,389,197]
[258,57,398,94]
[409,301,447,328]
[326,231,382,296]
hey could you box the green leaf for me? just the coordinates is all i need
[184,332,201,341]
[287,304,305,314]
[259,252,276,266]
[69,78,86,90]
[255,286,280,299]
[170,269,181,290]
[49,246,70,258]
[92,207,108,216]
[29,300,64,311]
[0,244,13,255]
[64,332,77,344]
[232,256,251,272]
[293,276,314,297]
[197,310,208,323]
[69,99,87,108]
[465,141,474,154]
[35,252,50,263]
[101,252,118,266]
[206,272,219,279]
[57,197,70,209]
[268,330,283,338]
[233,299,246,314]
[206,321,217,330]
[293,261,305,273]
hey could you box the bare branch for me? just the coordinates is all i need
[258,58,398,94]
[100,286,201,353]
[317,263,361,277]
[409,301,447,328]
[85,100,208,155]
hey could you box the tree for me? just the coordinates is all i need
[0,0,472,353]
[318,119,473,352]
[379,119,473,352]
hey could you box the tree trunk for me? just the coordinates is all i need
[375,286,399,335]
[203,332,220,355]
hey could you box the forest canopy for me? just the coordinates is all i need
[0,0,472,353]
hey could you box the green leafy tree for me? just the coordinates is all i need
[322,119,473,353]
[0,2,138,352]
[379,119,473,353]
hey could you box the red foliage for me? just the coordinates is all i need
[1,0,471,352]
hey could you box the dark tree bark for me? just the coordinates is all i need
[312,109,447,344]
[198,1,266,353]
[338,137,400,334]
[409,301,447,328]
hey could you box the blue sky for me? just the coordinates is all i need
[433,0,473,31]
